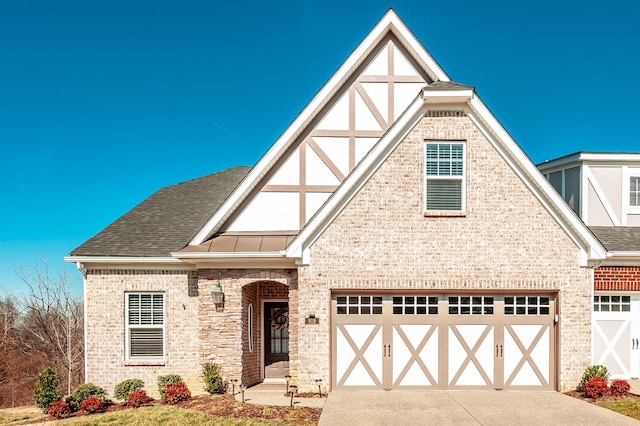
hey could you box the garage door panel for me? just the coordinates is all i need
[593,319,631,376]
[504,324,550,387]
[392,324,438,387]
[336,324,383,386]
[448,325,494,387]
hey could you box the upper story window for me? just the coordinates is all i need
[631,176,640,207]
[425,142,466,213]
[126,292,164,360]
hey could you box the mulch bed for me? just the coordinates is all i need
[564,389,640,403]
[34,394,321,423]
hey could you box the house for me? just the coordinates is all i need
[538,153,640,379]
[66,10,608,395]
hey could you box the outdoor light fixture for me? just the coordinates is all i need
[211,282,224,306]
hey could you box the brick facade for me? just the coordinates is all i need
[595,266,640,291]
[296,114,593,392]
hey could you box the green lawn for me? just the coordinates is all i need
[596,397,640,421]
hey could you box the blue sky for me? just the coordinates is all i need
[1,0,639,296]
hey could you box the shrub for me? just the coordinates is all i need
[157,374,183,401]
[611,379,631,397]
[128,389,151,408]
[80,396,105,414]
[64,395,79,413]
[165,382,191,404]
[47,400,71,419]
[203,363,226,394]
[34,367,62,412]
[584,377,610,399]
[72,383,107,403]
[579,365,610,391]
[114,379,145,401]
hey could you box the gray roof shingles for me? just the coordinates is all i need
[71,166,251,257]
[590,226,640,252]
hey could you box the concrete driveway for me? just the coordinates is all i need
[318,390,639,425]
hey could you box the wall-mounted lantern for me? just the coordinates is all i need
[211,282,224,306]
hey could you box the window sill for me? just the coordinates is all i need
[125,360,166,367]
[424,210,467,217]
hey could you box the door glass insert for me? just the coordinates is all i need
[448,296,493,315]
[393,296,438,314]
[336,295,383,315]
[594,295,631,312]
[269,306,289,354]
[504,296,551,315]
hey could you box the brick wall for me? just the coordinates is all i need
[296,114,593,392]
[595,266,640,291]
[84,270,201,399]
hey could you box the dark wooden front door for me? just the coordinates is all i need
[264,302,289,379]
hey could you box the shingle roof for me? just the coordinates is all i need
[589,226,640,252]
[71,166,251,257]
[425,80,474,91]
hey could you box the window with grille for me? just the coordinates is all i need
[393,296,438,315]
[126,293,164,359]
[631,177,640,207]
[504,296,550,315]
[594,295,631,312]
[448,296,494,315]
[425,142,465,212]
[336,296,383,315]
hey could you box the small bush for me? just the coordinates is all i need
[114,379,144,401]
[164,382,191,404]
[72,383,107,403]
[611,379,631,397]
[34,367,62,412]
[128,389,151,408]
[47,400,71,419]
[584,377,610,399]
[157,374,183,401]
[79,396,105,414]
[579,365,610,391]
[64,395,79,412]
[203,363,226,394]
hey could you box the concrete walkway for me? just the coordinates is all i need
[317,390,639,426]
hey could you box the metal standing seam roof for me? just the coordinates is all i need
[589,226,640,252]
[70,166,252,257]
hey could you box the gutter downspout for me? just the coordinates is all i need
[75,262,88,384]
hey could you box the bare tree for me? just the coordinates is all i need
[15,261,84,396]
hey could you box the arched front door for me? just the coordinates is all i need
[264,302,290,379]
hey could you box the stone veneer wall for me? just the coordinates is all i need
[198,270,294,387]
[84,270,200,399]
[296,113,593,392]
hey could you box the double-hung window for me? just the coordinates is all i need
[126,293,164,360]
[425,141,465,213]
[631,176,640,207]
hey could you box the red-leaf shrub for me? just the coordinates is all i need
[47,400,71,419]
[611,379,631,397]
[79,396,104,414]
[584,377,610,399]
[128,389,151,408]
[164,382,191,404]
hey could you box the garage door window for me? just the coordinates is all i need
[448,296,493,315]
[504,296,550,315]
[393,296,438,314]
[594,295,631,312]
[336,296,383,315]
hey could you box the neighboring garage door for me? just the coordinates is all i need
[592,293,640,378]
[332,294,556,390]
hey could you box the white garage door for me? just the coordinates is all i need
[592,293,640,378]
[332,294,556,390]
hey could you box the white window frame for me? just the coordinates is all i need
[630,176,640,208]
[125,292,165,361]
[424,141,466,214]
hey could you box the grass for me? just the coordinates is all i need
[0,406,45,425]
[596,397,640,420]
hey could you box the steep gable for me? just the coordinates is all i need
[189,10,448,245]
